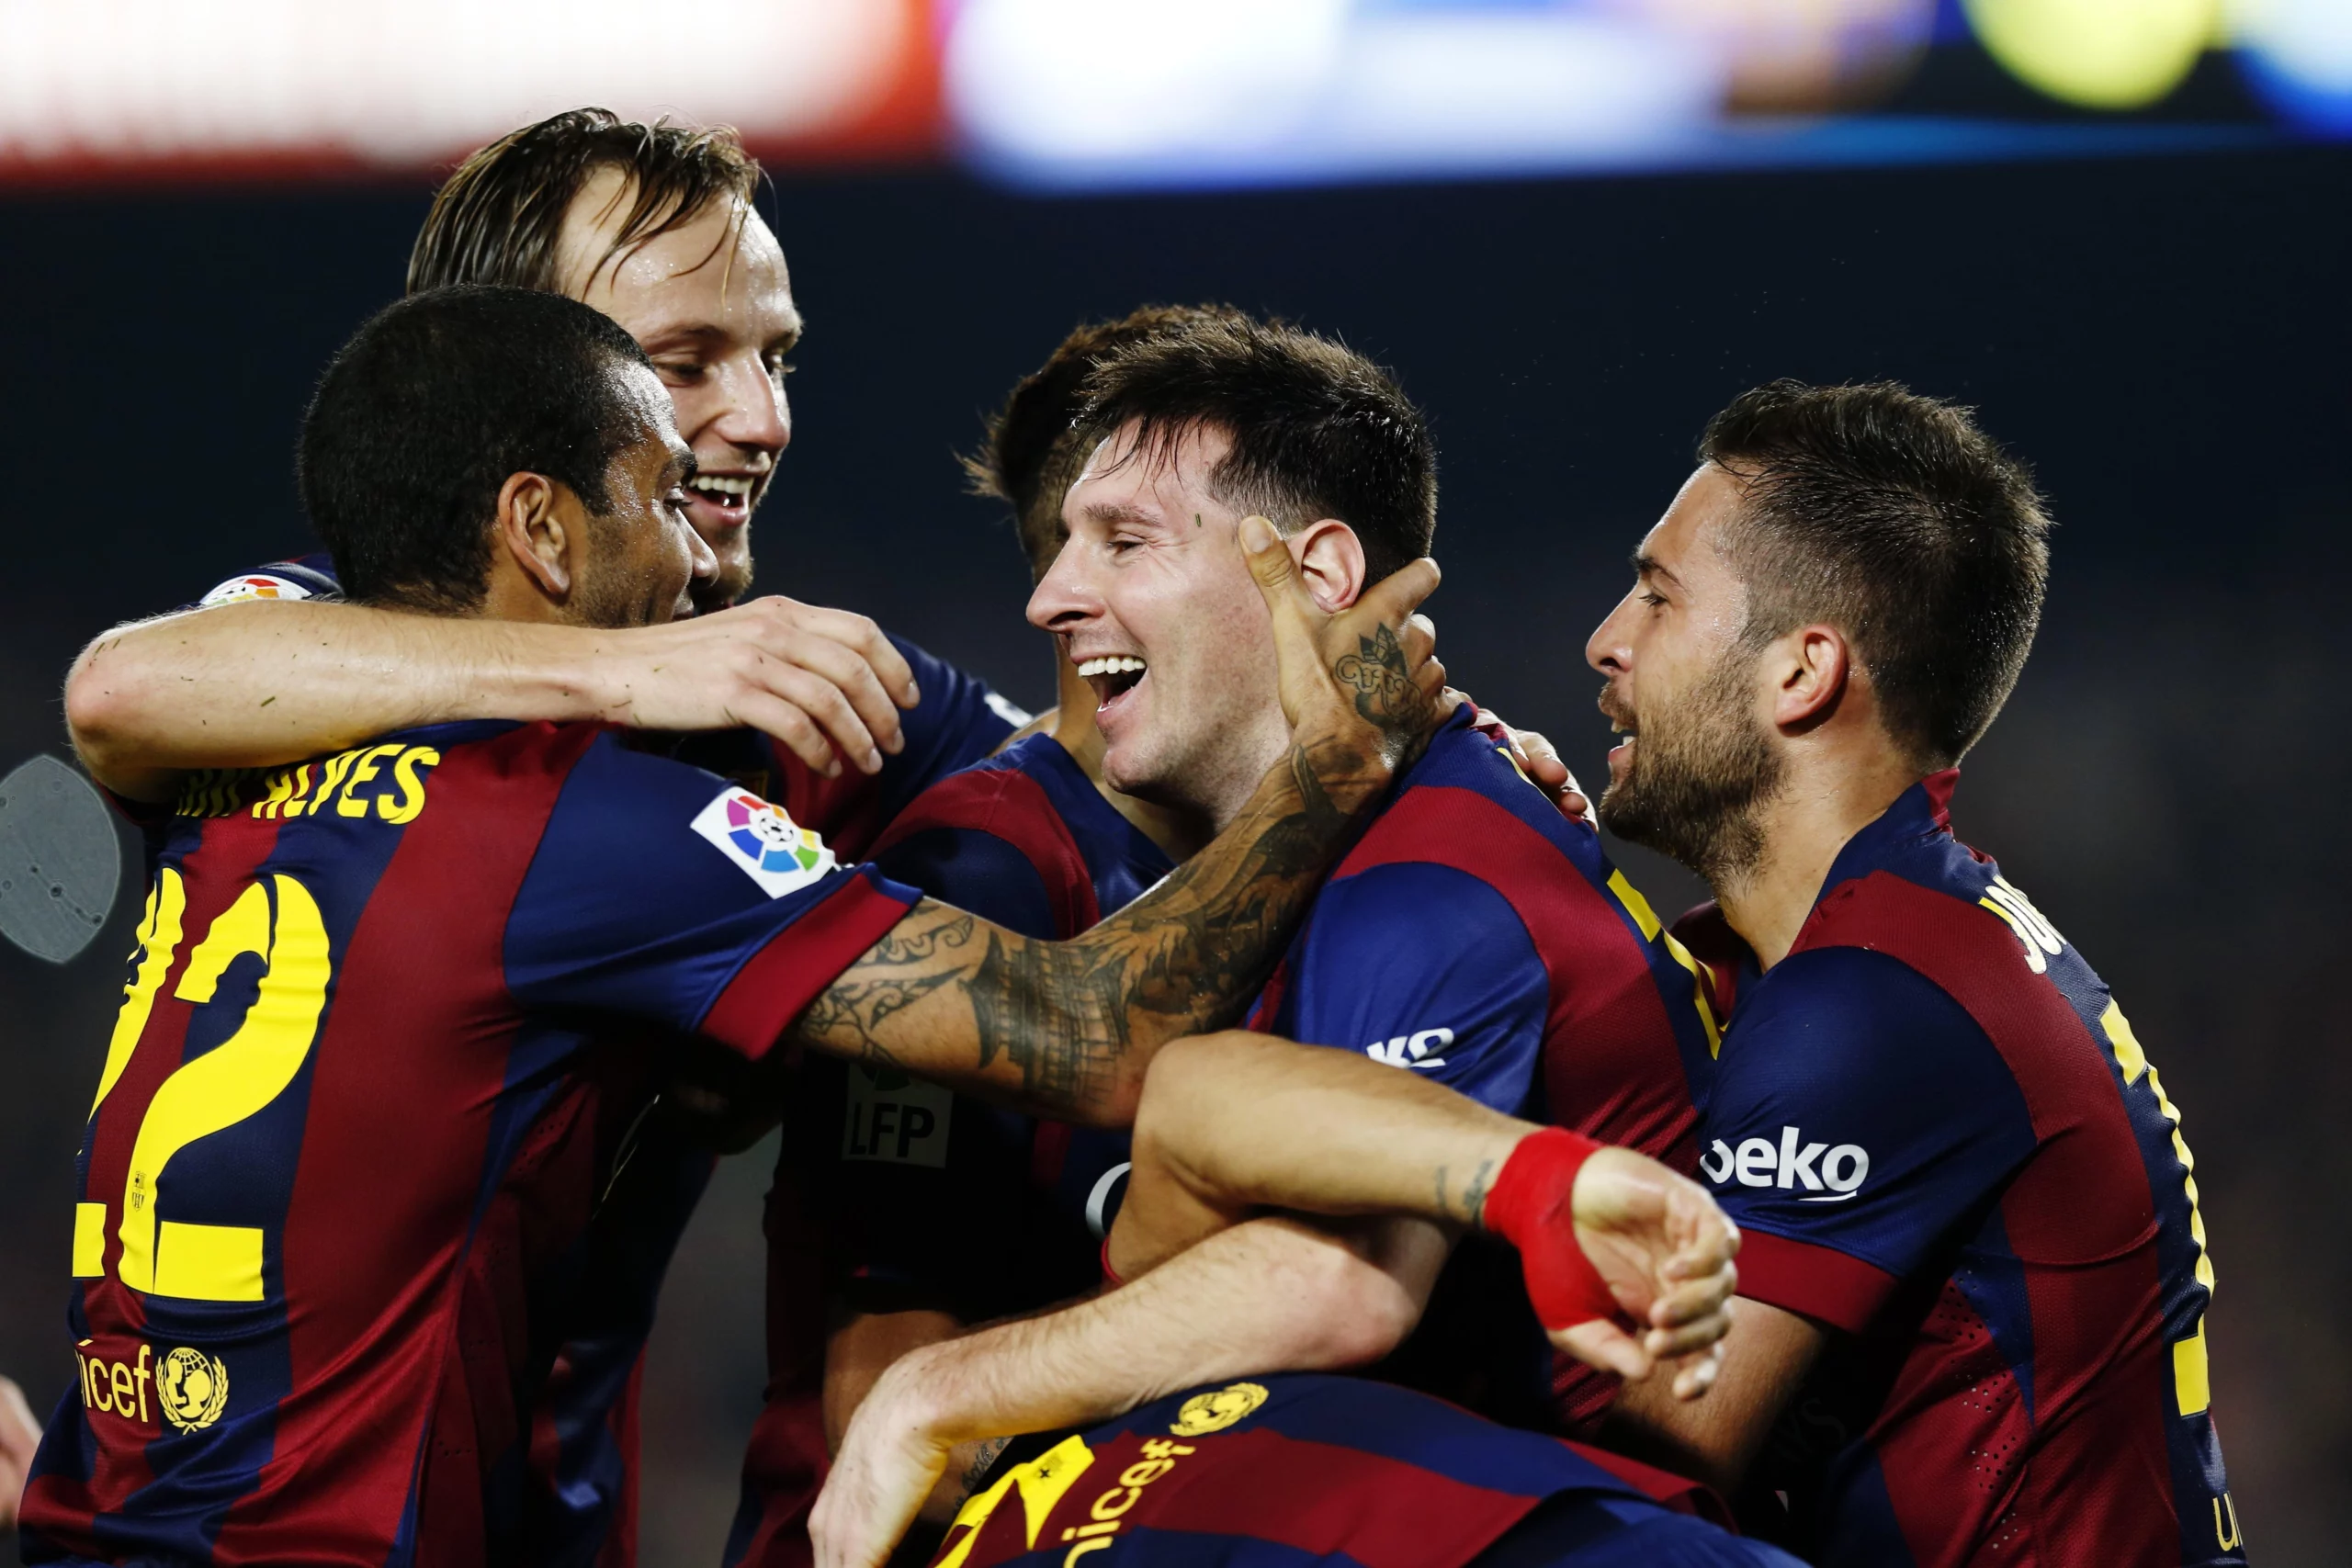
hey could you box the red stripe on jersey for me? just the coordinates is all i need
[214,725,592,1565]
[1732,1231,1899,1335]
[697,875,918,1062]
[871,765,1102,936]
[1798,870,2177,1566]
[1070,1427,1543,1568]
[1338,785,1698,1164]
[1560,1439,1731,1525]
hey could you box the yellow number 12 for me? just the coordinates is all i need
[75,868,332,1302]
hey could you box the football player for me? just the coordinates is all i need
[1584,381,2240,1564]
[797,310,1722,1555]
[58,110,1024,1566]
[17,286,1443,1566]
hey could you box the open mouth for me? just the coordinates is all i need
[1077,655,1148,716]
[1606,719,1638,776]
[684,473,761,524]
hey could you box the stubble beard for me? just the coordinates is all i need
[1596,649,1784,889]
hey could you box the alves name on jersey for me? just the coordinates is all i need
[1681,772,2240,1568]
[25,719,924,1568]
[172,554,1019,1568]
[1244,706,1721,1431]
[724,733,1173,1568]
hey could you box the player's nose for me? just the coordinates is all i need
[710,353,792,455]
[1026,544,1100,633]
[1586,598,1633,677]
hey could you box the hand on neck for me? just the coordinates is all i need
[1048,660,1215,863]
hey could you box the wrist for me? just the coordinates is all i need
[1482,1126,1618,1330]
[461,621,617,726]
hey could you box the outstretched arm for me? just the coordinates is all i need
[66,594,919,801]
[811,1060,1740,1568]
[786,519,1449,1124]
[810,1215,1432,1568]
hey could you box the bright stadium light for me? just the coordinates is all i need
[1962,0,2223,110]
[0,0,912,175]
[944,0,1717,186]
[2233,0,2352,134]
[1626,0,1939,113]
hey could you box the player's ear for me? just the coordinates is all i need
[1773,623,1850,733]
[495,470,576,600]
[1291,519,1366,614]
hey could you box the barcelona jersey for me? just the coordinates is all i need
[1681,772,2239,1566]
[22,719,922,1567]
[724,733,1174,1568]
[927,1372,1793,1568]
[1246,707,1720,1428]
[151,555,1019,1568]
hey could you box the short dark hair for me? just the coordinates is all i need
[964,304,1250,575]
[300,285,660,614]
[1698,379,2052,768]
[1077,315,1437,584]
[407,107,761,297]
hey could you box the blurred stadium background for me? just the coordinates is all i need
[1,1,2345,1562]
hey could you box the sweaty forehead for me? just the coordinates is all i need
[1067,422,1235,524]
[556,172,798,344]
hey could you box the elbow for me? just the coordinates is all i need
[1276,1240,1423,1371]
[63,636,153,784]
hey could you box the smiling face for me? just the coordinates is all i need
[570,361,708,629]
[1584,464,1786,883]
[557,168,799,611]
[1026,421,1296,828]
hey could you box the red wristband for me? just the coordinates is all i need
[1483,1127,1621,1330]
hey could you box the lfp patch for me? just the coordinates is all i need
[690,786,837,898]
[198,573,313,605]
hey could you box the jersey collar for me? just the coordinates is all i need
[1809,767,1962,913]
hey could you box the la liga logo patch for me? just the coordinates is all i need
[198,573,313,605]
[691,786,838,898]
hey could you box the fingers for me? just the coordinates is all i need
[764,661,888,775]
[1552,1317,1652,1382]
[1669,1344,1724,1402]
[725,690,845,779]
[774,625,909,760]
[766,599,920,710]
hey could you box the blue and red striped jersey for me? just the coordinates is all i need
[1680,772,2239,1567]
[22,719,920,1568]
[164,557,1019,1568]
[1247,707,1720,1428]
[926,1372,1781,1568]
[723,733,1173,1568]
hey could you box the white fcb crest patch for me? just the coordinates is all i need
[199,572,314,605]
[690,785,838,898]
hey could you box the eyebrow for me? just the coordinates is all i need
[664,448,697,489]
[1632,549,1684,588]
[1080,499,1165,530]
[639,318,803,356]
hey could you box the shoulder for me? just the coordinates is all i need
[1718,947,2029,1129]
[870,739,1067,853]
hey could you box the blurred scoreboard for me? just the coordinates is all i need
[0,0,2344,189]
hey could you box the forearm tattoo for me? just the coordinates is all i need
[790,733,1389,1121]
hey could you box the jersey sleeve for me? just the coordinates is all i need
[1278,862,1547,1118]
[871,826,1057,939]
[872,635,1024,818]
[502,734,921,1065]
[184,553,344,610]
[1699,946,2039,1332]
